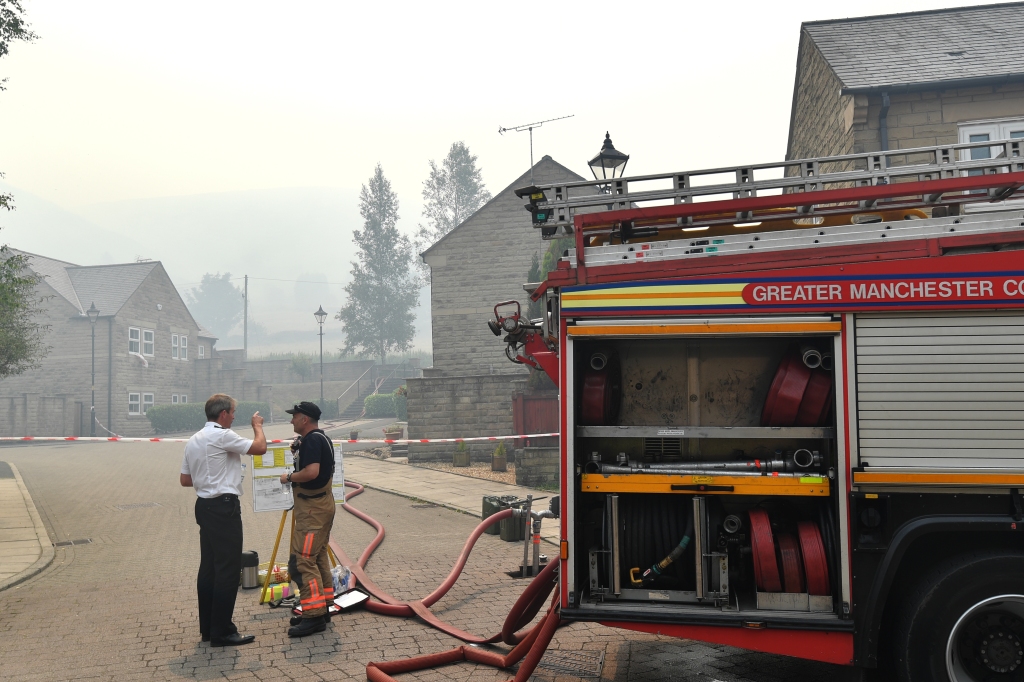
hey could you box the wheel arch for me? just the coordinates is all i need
[856,514,1024,667]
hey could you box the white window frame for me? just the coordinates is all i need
[958,117,1024,212]
[198,344,205,359]
[142,329,155,356]
[128,327,140,355]
[181,394,188,404]
[142,393,154,414]
[171,394,179,404]
[180,335,187,360]
[128,392,141,415]
[171,334,178,359]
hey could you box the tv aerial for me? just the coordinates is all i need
[499,114,574,183]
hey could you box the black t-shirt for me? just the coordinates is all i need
[293,429,334,490]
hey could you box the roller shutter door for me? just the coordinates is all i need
[856,311,1024,469]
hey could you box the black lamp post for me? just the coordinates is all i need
[87,302,100,437]
[314,306,327,405]
[588,132,630,184]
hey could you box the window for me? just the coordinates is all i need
[143,329,154,356]
[142,393,154,414]
[128,393,140,415]
[958,118,1024,210]
[129,328,140,354]
[171,334,178,359]
[198,344,205,359]
[181,394,188,404]
[171,394,178,404]
[180,336,187,360]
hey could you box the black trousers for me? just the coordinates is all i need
[195,495,242,639]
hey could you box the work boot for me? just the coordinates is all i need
[288,615,326,637]
[290,612,331,626]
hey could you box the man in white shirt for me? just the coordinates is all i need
[180,394,267,647]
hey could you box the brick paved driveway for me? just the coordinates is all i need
[0,442,851,681]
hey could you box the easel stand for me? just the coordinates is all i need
[258,507,342,605]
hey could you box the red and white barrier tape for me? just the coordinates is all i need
[0,433,560,445]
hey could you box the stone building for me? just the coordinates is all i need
[407,156,583,461]
[0,251,269,437]
[787,3,1024,171]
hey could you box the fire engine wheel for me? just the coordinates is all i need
[893,551,1024,682]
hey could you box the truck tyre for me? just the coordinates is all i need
[893,550,1024,682]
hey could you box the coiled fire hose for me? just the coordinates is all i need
[328,482,563,680]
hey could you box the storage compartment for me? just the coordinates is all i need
[570,333,841,617]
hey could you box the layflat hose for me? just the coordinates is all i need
[329,481,561,650]
[366,590,562,682]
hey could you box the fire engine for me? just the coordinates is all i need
[490,140,1024,681]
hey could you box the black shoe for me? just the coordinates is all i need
[201,634,210,643]
[210,632,255,647]
[290,612,331,626]
[288,616,326,638]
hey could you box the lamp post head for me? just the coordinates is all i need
[86,302,100,323]
[314,305,328,326]
[588,131,629,181]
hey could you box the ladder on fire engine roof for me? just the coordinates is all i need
[514,139,1024,238]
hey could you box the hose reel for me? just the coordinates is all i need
[748,508,831,596]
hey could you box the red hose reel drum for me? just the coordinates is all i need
[798,521,831,596]
[762,346,833,427]
[748,509,782,593]
[749,509,831,596]
[580,349,621,426]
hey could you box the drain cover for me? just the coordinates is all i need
[53,538,92,547]
[115,502,161,511]
[535,649,604,678]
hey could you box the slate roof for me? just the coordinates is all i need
[804,2,1024,93]
[66,262,160,317]
[12,249,161,317]
[9,250,82,311]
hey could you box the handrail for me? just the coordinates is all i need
[367,364,403,398]
[337,363,376,404]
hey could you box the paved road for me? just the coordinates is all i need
[0,441,850,681]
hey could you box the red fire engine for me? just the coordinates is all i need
[490,140,1024,681]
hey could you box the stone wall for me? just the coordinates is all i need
[515,447,559,489]
[406,374,526,462]
[787,31,856,165]
[789,30,1024,162]
[851,83,1024,154]
[422,156,584,376]
[0,261,270,437]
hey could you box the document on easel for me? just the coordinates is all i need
[252,445,294,512]
[332,442,346,504]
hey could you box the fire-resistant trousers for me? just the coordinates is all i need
[288,483,336,618]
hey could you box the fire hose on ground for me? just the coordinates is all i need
[329,481,563,681]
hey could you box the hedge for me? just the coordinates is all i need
[394,394,407,421]
[363,394,396,418]
[147,401,271,434]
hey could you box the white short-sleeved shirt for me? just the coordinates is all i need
[181,422,254,498]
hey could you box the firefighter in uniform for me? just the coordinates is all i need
[279,401,336,637]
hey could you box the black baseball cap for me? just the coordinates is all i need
[286,401,322,420]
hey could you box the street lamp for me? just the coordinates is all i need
[588,131,630,183]
[86,302,100,437]
[314,305,327,405]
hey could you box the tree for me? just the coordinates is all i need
[186,273,243,339]
[336,164,418,365]
[290,355,312,382]
[0,245,47,378]
[526,251,543,320]
[0,2,42,378]
[414,142,491,281]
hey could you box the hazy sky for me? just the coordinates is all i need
[0,0,1000,353]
